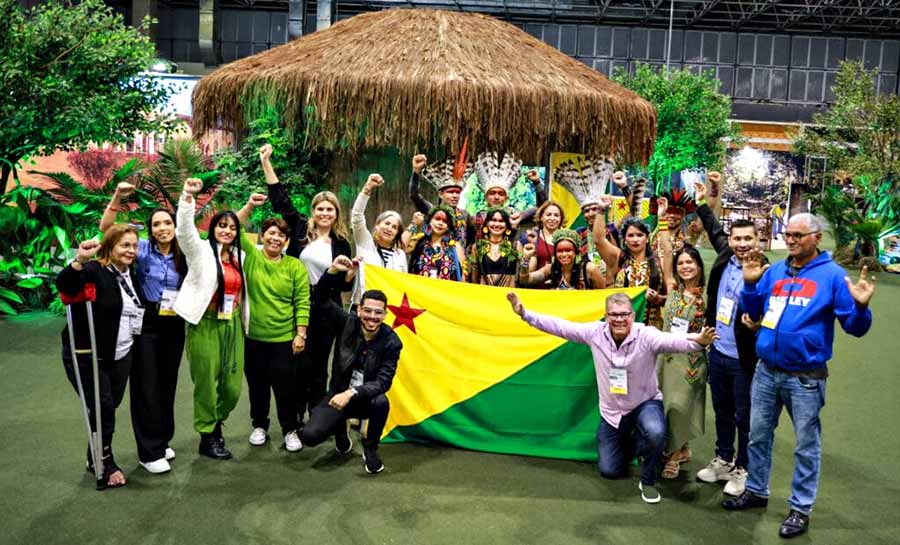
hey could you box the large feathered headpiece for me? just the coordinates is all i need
[553,157,614,208]
[474,151,523,194]
[421,138,473,192]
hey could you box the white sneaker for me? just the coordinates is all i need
[696,456,735,483]
[284,431,303,452]
[140,457,172,474]
[638,482,661,504]
[165,448,176,461]
[248,427,268,446]
[723,467,748,496]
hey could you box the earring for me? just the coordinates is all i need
[505,229,511,235]
[483,227,488,234]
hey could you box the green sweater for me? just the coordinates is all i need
[242,233,311,342]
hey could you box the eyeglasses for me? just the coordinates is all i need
[360,307,386,317]
[607,312,634,320]
[784,231,819,241]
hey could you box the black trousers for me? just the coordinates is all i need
[245,338,299,436]
[63,350,132,451]
[296,307,336,425]
[129,309,185,462]
[300,392,390,450]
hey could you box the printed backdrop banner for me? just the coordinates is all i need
[364,264,647,462]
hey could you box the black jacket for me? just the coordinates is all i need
[267,182,352,306]
[697,203,765,375]
[320,301,401,400]
[57,261,146,362]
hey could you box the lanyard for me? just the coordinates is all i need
[108,266,143,308]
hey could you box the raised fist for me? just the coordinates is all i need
[612,171,628,188]
[412,154,427,173]
[182,178,203,196]
[75,239,101,264]
[526,170,542,184]
[247,193,268,207]
[115,182,135,199]
[259,144,273,163]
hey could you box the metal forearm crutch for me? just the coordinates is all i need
[62,286,105,490]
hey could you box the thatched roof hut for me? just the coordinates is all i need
[192,8,656,164]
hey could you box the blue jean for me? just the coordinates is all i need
[746,363,826,515]
[708,347,752,468]
[597,399,666,486]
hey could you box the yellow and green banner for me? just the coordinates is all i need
[365,264,647,461]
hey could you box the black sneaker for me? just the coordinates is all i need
[199,434,232,460]
[362,447,384,474]
[778,510,810,539]
[335,428,353,454]
[722,490,768,511]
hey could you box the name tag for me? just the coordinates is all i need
[429,269,438,279]
[350,369,364,388]
[716,297,736,326]
[761,297,787,329]
[218,294,236,321]
[130,308,145,335]
[609,368,628,395]
[158,288,178,316]
[670,316,690,335]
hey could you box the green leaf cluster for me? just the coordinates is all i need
[613,64,741,191]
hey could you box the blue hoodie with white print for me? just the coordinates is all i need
[741,251,872,372]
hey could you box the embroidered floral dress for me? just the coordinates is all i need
[613,255,664,328]
[410,236,463,281]
[656,287,708,453]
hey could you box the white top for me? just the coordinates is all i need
[301,238,332,286]
[351,192,408,303]
[114,268,138,360]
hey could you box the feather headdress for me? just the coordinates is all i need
[421,138,473,192]
[553,157,614,207]
[474,151,523,194]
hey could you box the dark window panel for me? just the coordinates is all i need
[791,36,809,68]
[789,70,807,102]
[236,12,252,42]
[594,59,610,76]
[157,40,173,62]
[544,24,560,49]
[752,68,770,99]
[668,30,684,63]
[237,42,252,60]
[773,36,790,67]
[685,30,702,62]
[847,38,864,61]
[559,25,577,55]
[756,35,773,66]
[157,8,174,40]
[703,32,718,63]
[576,57,593,67]
[596,27,612,57]
[864,40,881,70]
[809,37,827,68]
[252,12,269,43]
[631,28,648,59]
[827,38,845,69]
[883,41,899,72]
[172,40,192,63]
[252,43,268,54]
[175,8,198,40]
[771,68,788,101]
[739,34,755,65]
[613,28,630,58]
[806,71,825,102]
[219,10,236,42]
[736,67,753,98]
[879,74,898,95]
[719,33,736,64]
[612,59,630,76]
[825,72,837,102]
[270,13,287,44]
[525,23,543,40]
[717,66,735,95]
[577,26,596,57]
[649,29,667,61]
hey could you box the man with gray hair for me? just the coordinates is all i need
[506,290,718,504]
[723,213,876,539]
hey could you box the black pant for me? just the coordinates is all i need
[130,310,185,462]
[296,307,336,424]
[63,350,132,450]
[300,393,390,450]
[245,338,299,436]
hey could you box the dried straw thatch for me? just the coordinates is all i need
[192,8,656,164]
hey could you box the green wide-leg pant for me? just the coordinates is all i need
[186,311,244,434]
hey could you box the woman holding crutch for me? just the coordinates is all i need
[58,224,146,489]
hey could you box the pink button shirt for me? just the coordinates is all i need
[522,310,701,428]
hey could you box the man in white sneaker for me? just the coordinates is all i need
[693,181,764,496]
[508,291,717,504]
[299,274,401,475]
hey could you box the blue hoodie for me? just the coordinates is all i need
[741,251,872,372]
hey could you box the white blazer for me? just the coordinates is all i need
[350,192,407,302]
[174,196,249,329]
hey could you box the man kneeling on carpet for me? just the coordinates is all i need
[507,291,717,503]
[300,257,401,474]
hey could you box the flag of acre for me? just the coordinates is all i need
[364,264,647,462]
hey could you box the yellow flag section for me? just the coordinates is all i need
[364,264,647,461]
[549,152,651,229]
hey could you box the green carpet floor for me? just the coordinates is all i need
[2,252,899,545]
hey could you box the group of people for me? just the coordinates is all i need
[57,146,877,540]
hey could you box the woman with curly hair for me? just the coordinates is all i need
[468,208,519,287]
[519,229,606,290]
[408,204,466,281]
[516,200,566,272]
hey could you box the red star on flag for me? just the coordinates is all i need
[616,200,629,211]
[387,293,426,334]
